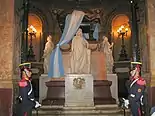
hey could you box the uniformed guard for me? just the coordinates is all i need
[17,62,41,116]
[126,61,146,116]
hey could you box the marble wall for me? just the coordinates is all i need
[0,0,15,115]
[146,0,155,106]
[0,0,14,87]
[147,0,155,86]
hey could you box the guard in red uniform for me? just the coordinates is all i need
[17,63,41,116]
[126,62,146,116]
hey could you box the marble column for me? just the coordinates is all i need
[0,0,15,115]
[21,0,29,62]
[131,0,140,62]
[146,0,155,107]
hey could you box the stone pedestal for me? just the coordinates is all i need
[94,80,115,104]
[42,78,65,105]
[39,74,50,102]
[114,61,130,98]
[107,74,118,103]
[41,76,115,105]
[65,74,94,106]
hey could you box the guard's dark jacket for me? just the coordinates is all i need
[126,77,146,116]
[17,79,35,116]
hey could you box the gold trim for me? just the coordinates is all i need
[51,77,65,81]
[19,62,31,67]
[131,62,142,65]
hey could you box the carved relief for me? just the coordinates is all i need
[85,9,104,23]
[73,77,85,89]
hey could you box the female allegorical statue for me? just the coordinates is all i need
[43,35,54,73]
[70,28,91,74]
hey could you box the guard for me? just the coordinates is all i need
[126,61,146,116]
[17,62,41,116]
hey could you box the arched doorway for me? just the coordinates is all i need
[28,13,43,99]
[28,13,43,62]
[111,14,131,61]
[111,14,131,98]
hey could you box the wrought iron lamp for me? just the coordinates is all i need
[27,25,37,61]
[117,25,128,61]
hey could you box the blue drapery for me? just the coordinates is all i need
[93,23,100,40]
[48,10,85,78]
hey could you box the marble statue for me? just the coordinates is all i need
[70,28,91,74]
[100,36,114,74]
[43,35,54,73]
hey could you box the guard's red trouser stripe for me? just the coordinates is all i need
[138,108,141,116]
[24,112,27,116]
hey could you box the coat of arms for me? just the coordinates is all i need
[73,77,85,89]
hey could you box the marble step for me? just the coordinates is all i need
[32,113,130,116]
[32,105,131,116]
[39,104,119,110]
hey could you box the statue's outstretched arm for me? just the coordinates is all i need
[109,42,114,49]
[83,38,89,48]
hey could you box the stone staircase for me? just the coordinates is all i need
[32,104,131,116]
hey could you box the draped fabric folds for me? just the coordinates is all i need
[93,23,100,40]
[48,10,85,78]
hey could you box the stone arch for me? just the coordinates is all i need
[28,4,62,59]
[29,1,53,32]
[111,14,131,60]
[28,13,42,33]
[29,3,59,42]
[28,7,52,57]
[112,14,131,38]
[28,13,43,61]
[29,10,47,33]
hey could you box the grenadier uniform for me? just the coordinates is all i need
[126,62,146,116]
[17,63,41,116]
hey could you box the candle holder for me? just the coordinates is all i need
[117,25,128,61]
[27,25,37,61]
